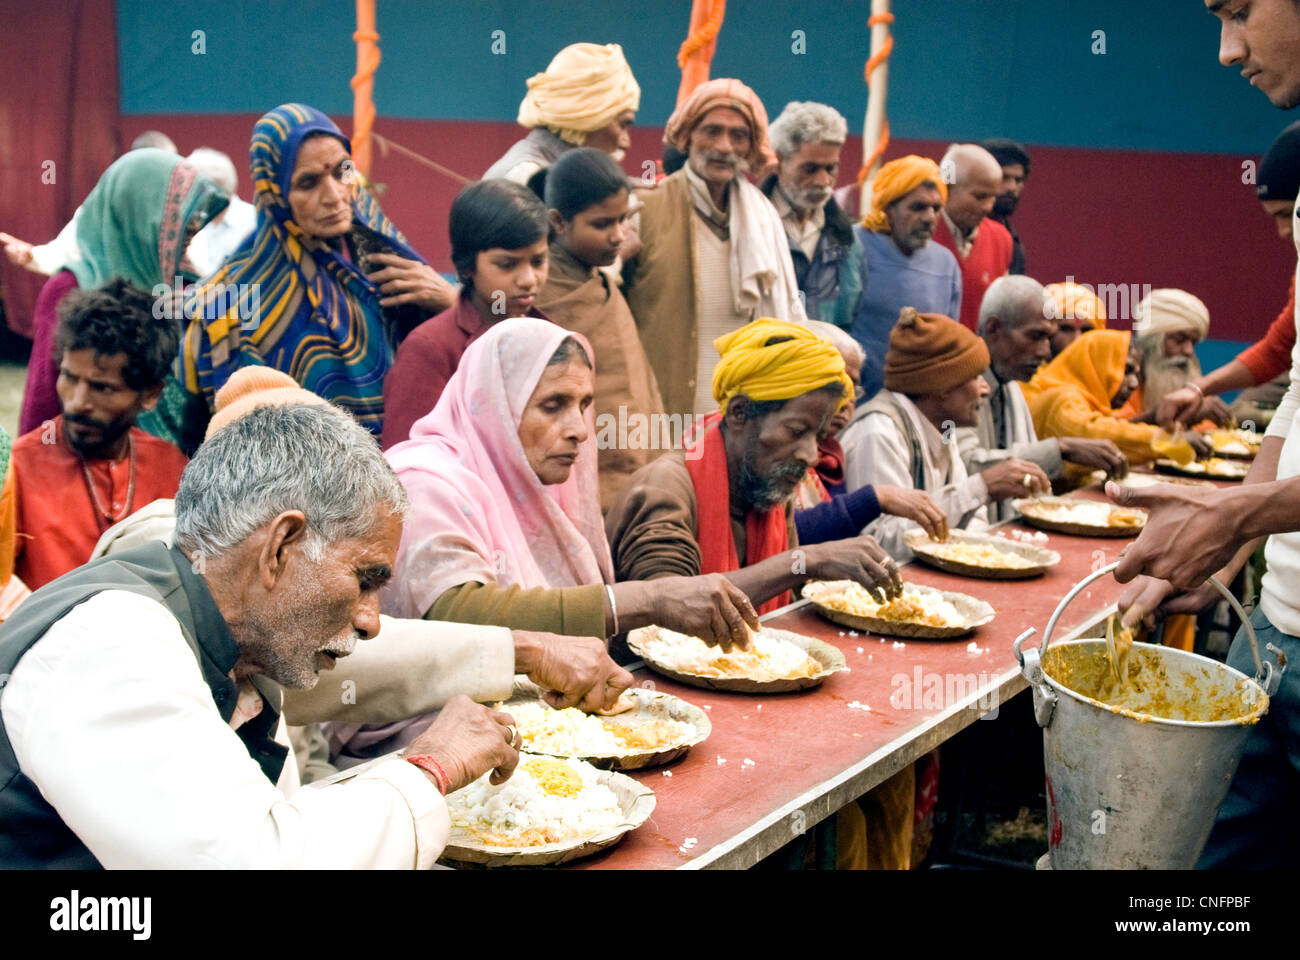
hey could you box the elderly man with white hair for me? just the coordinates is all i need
[186,147,258,275]
[958,275,1128,521]
[932,144,1014,330]
[1118,288,1231,427]
[759,102,867,330]
[0,392,632,868]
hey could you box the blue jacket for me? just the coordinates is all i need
[759,175,866,331]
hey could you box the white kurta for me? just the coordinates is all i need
[842,390,990,560]
[2,590,456,869]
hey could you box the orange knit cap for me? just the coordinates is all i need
[204,367,331,440]
[883,308,990,395]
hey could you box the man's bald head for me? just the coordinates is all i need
[940,144,1004,232]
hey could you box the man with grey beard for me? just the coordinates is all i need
[1120,288,1231,426]
[760,101,868,331]
[624,78,806,418]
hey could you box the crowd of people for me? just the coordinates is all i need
[0,1,1298,869]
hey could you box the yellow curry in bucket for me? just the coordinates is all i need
[1041,643,1266,725]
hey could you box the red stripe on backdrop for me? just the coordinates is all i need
[118,116,1293,346]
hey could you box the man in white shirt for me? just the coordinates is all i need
[959,275,1127,521]
[841,308,1050,559]
[1111,0,1300,867]
[0,400,632,868]
[185,147,258,276]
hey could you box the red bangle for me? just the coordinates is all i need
[405,754,450,795]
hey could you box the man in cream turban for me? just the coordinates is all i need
[1118,288,1230,425]
[849,156,963,398]
[842,308,1051,560]
[483,43,640,184]
[622,79,808,419]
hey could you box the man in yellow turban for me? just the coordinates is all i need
[623,79,808,419]
[1044,280,1107,358]
[849,156,963,398]
[483,43,640,184]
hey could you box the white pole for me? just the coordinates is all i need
[860,0,892,216]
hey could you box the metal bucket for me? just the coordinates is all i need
[1013,561,1285,869]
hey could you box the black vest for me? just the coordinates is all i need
[0,542,287,868]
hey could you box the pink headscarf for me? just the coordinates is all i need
[382,316,613,620]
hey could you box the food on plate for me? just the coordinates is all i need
[814,581,966,628]
[1156,457,1250,479]
[635,626,823,681]
[509,700,695,756]
[1021,498,1144,529]
[916,540,1038,570]
[1205,428,1260,458]
[447,755,625,847]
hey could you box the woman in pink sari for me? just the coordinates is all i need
[327,317,756,763]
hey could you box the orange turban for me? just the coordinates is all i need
[861,156,947,233]
[663,78,775,173]
[1043,282,1107,329]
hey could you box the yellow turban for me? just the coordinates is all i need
[1044,282,1107,329]
[861,155,947,233]
[516,43,640,145]
[711,319,851,413]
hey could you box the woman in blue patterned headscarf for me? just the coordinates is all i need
[145,103,450,452]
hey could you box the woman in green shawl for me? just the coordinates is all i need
[18,148,227,435]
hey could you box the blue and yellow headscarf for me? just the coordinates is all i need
[179,103,426,435]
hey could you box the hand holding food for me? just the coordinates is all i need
[983,458,1051,500]
[512,631,634,713]
[403,694,519,790]
[805,534,903,602]
[1057,437,1128,478]
[623,574,760,652]
[1107,481,1242,589]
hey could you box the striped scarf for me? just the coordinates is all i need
[179,103,425,435]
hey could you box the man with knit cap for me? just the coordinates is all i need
[483,42,640,183]
[0,366,633,868]
[1044,280,1107,358]
[931,144,1015,332]
[623,78,807,418]
[841,308,1050,559]
[1117,288,1230,426]
[850,156,963,399]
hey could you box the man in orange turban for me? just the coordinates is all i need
[1044,280,1107,358]
[842,308,1051,559]
[623,79,807,419]
[849,157,963,398]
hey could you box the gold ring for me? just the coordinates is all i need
[505,724,518,747]
[1023,473,1033,488]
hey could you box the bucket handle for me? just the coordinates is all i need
[1015,560,1278,695]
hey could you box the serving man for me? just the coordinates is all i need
[851,156,963,398]
[624,79,807,417]
[958,276,1127,521]
[1108,0,1300,868]
[0,399,631,867]
[1117,288,1230,426]
[932,144,1014,331]
[483,42,640,183]
[842,308,1049,559]
[761,101,867,330]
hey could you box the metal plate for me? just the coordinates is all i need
[800,580,995,639]
[904,528,1060,580]
[500,681,711,770]
[627,625,846,693]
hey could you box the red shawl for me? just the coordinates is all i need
[684,418,792,614]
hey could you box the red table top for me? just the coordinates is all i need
[568,487,1166,870]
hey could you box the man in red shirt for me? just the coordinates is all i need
[10,279,189,589]
[932,144,1014,330]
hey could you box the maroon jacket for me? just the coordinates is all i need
[380,293,549,450]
